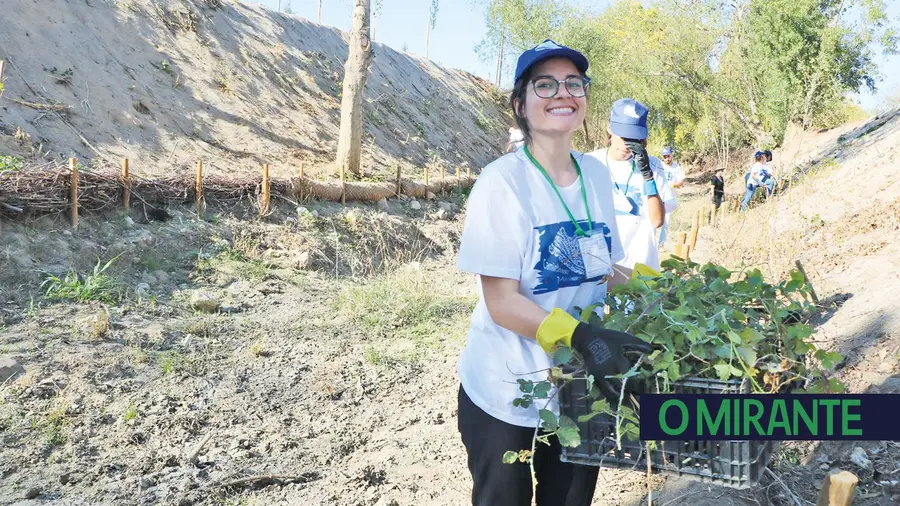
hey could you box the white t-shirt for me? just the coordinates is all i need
[661,161,685,186]
[456,148,625,428]
[588,149,676,271]
[747,162,764,186]
[508,128,525,149]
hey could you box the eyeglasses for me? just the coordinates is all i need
[531,75,591,98]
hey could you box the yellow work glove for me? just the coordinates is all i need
[631,262,661,280]
[535,308,581,353]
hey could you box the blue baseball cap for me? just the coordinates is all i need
[514,39,589,83]
[609,98,649,140]
[661,146,673,156]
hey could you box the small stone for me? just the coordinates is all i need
[311,210,319,218]
[409,200,422,210]
[437,201,452,212]
[376,198,389,210]
[155,271,170,285]
[24,487,40,499]
[139,476,155,489]
[819,463,830,471]
[125,216,135,226]
[60,472,71,485]
[850,447,872,470]
[189,291,219,313]
[63,230,72,236]
[425,191,435,201]
[0,358,25,383]
[135,283,151,297]
[296,206,309,215]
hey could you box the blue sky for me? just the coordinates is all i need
[253,0,898,112]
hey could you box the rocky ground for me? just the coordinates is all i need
[2,112,900,505]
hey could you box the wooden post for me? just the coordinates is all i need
[395,166,401,196]
[69,157,78,230]
[683,244,691,261]
[298,162,304,179]
[466,167,471,179]
[711,202,717,225]
[195,160,204,216]
[456,166,461,193]
[261,163,271,214]
[794,259,820,305]
[675,232,687,257]
[732,196,740,214]
[817,470,858,506]
[121,158,130,211]
[423,167,429,192]
[688,210,700,249]
[339,162,346,204]
[0,60,6,99]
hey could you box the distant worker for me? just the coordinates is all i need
[455,39,651,506]
[506,126,525,153]
[589,98,677,271]
[659,147,685,189]
[741,151,765,211]
[761,150,776,195]
[711,169,725,210]
[658,146,685,244]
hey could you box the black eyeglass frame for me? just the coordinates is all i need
[530,75,592,98]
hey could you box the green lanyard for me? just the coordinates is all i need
[606,150,635,196]
[524,146,593,237]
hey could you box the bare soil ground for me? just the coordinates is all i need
[0,0,510,179]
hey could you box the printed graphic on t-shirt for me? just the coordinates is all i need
[532,220,613,295]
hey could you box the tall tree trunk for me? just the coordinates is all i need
[317,0,322,23]
[495,27,504,86]
[425,19,431,58]
[335,0,372,177]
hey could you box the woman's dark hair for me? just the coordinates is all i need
[509,68,535,147]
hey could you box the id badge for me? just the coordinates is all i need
[579,234,612,279]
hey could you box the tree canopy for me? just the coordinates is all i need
[476,0,897,157]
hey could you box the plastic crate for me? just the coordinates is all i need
[559,376,777,489]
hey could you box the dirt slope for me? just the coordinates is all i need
[0,0,509,177]
[656,110,900,505]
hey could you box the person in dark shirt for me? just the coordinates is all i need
[711,169,725,210]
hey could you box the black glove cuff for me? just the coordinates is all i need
[570,322,593,352]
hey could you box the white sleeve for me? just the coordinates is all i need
[673,163,686,183]
[650,158,678,213]
[457,169,530,280]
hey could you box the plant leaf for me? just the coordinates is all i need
[539,409,558,432]
[502,451,519,464]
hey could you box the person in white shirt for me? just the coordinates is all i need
[507,126,525,152]
[741,151,766,210]
[587,99,677,271]
[455,39,651,506]
[657,146,684,245]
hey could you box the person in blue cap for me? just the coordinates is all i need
[455,39,651,506]
[741,151,766,210]
[658,146,684,245]
[588,99,677,271]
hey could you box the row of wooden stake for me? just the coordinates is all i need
[59,157,476,230]
[672,192,748,261]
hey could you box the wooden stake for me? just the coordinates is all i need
[262,163,271,214]
[423,167,429,191]
[817,470,858,506]
[794,259,820,305]
[456,166,461,192]
[0,60,6,99]
[675,232,687,257]
[395,166,402,196]
[711,202,717,225]
[195,160,204,216]
[732,196,740,214]
[688,210,700,250]
[684,244,691,261]
[298,162,304,179]
[339,162,346,204]
[69,157,78,230]
[121,158,130,211]
[466,167,471,179]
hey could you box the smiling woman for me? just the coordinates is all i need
[454,40,651,505]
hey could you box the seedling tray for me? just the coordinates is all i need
[559,376,777,489]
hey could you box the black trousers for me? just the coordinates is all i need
[457,385,599,506]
